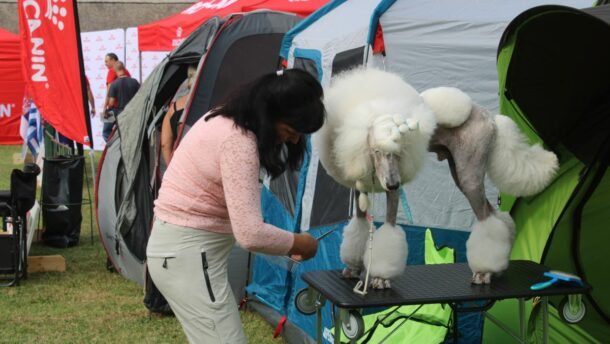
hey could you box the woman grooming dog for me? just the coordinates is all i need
[147,69,325,344]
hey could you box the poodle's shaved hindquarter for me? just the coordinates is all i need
[429,103,496,221]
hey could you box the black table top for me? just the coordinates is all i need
[301,260,591,309]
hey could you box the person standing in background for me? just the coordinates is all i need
[161,64,197,165]
[85,77,95,117]
[103,53,131,118]
[104,52,131,86]
[104,62,139,141]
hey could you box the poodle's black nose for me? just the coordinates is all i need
[387,183,400,190]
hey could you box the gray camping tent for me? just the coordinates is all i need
[96,11,301,292]
[97,18,220,285]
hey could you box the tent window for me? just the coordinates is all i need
[332,46,365,75]
[269,169,300,216]
[293,58,319,80]
[309,162,351,227]
[267,147,300,216]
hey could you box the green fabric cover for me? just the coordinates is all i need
[485,6,610,342]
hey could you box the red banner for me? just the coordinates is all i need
[0,87,24,145]
[18,0,90,145]
[0,28,25,144]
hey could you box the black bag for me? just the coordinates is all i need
[41,156,84,248]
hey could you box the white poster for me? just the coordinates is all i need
[141,51,169,82]
[125,27,141,82]
[81,29,125,151]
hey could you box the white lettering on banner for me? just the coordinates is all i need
[172,26,184,46]
[23,0,46,82]
[0,104,15,118]
[30,37,44,54]
[182,0,237,14]
[22,0,68,84]
[172,38,185,47]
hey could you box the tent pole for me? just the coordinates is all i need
[88,148,96,244]
[88,149,96,187]
[72,0,94,151]
[73,0,96,244]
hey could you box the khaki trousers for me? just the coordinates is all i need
[147,218,247,344]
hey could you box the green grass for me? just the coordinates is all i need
[0,145,286,344]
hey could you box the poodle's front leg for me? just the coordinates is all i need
[340,192,369,278]
[386,188,399,226]
[364,190,407,289]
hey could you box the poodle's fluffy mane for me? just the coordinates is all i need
[315,68,437,192]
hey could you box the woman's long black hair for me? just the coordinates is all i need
[206,69,325,178]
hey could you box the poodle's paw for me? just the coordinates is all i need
[370,277,392,289]
[472,272,492,285]
[362,223,407,287]
[466,212,515,283]
[342,267,361,279]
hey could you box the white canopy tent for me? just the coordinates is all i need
[281,0,591,232]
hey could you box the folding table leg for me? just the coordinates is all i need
[450,303,459,343]
[316,303,323,344]
[312,291,327,344]
[542,297,549,344]
[333,305,342,344]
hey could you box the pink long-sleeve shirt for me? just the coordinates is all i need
[154,115,295,255]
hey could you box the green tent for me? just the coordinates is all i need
[485,4,610,343]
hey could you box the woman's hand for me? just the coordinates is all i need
[289,233,318,261]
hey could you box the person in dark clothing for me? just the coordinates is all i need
[103,53,131,120]
[104,61,140,142]
[161,64,197,164]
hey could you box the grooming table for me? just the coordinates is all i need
[299,260,591,344]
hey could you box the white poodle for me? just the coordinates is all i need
[316,68,558,288]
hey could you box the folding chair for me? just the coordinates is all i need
[0,163,41,286]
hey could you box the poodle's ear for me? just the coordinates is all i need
[421,87,472,128]
[334,123,371,182]
[342,156,371,182]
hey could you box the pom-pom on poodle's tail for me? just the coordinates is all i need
[487,115,559,197]
[420,87,472,128]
